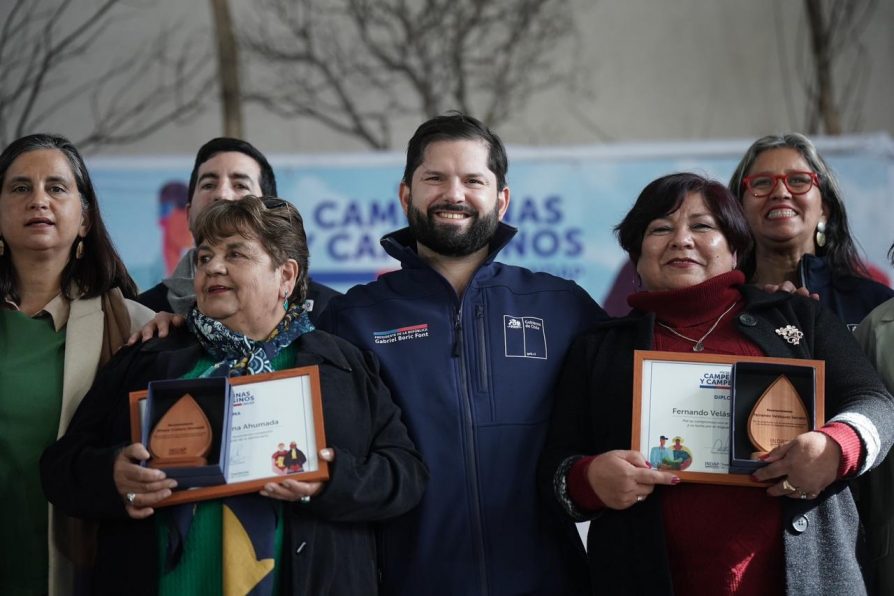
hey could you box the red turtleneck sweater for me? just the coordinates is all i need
[567,271,861,596]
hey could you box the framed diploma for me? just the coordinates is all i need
[632,350,824,486]
[129,366,329,506]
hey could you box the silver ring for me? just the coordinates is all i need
[636,495,644,503]
[126,492,137,505]
[300,495,311,503]
[781,479,798,493]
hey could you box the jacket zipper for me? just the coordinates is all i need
[475,304,488,391]
[453,302,489,595]
[452,310,463,357]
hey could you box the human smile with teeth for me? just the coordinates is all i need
[766,208,797,220]
[636,191,737,292]
[437,210,469,220]
[400,138,509,259]
[741,147,826,256]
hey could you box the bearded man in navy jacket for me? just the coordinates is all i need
[318,114,606,595]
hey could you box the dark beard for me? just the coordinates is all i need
[407,201,500,257]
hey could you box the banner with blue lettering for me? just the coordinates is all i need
[89,134,894,313]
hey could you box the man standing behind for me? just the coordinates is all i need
[319,114,605,595]
[137,137,338,322]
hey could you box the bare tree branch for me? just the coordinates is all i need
[239,0,577,149]
[798,0,878,135]
[0,0,214,151]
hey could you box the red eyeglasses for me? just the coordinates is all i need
[742,171,819,198]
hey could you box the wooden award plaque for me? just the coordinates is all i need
[148,393,213,468]
[746,375,809,458]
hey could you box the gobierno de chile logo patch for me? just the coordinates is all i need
[503,314,547,359]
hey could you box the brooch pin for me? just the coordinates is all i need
[775,325,804,345]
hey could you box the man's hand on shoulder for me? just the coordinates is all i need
[127,311,186,346]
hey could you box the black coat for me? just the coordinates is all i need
[538,286,894,595]
[41,329,428,595]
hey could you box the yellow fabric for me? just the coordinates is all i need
[222,504,275,596]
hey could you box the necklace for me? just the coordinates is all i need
[655,301,739,352]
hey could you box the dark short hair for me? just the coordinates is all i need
[728,133,865,278]
[187,138,277,202]
[403,113,508,191]
[193,195,309,305]
[615,173,753,265]
[0,133,137,301]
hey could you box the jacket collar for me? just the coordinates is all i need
[380,222,517,271]
[798,253,832,291]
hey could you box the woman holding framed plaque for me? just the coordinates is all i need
[0,134,154,595]
[41,196,428,595]
[538,173,894,595]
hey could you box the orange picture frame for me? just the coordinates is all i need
[129,366,328,506]
[632,350,824,487]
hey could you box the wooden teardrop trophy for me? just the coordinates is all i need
[148,393,212,468]
[747,375,809,459]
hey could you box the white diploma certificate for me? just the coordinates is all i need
[227,374,320,482]
[637,357,733,475]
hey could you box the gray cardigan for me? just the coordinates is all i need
[538,286,894,595]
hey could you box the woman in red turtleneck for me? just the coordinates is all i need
[538,173,894,596]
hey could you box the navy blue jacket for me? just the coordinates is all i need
[319,223,606,596]
[799,254,894,330]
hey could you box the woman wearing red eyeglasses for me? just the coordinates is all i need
[731,134,894,596]
[728,133,893,329]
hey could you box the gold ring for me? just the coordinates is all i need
[781,479,798,493]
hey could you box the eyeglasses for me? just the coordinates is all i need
[742,171,819,198]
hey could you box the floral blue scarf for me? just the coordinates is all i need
[187,302,315,377]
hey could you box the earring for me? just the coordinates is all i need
[75,239,85,259]
[282,290,289,312]
[815,221,827,248]
[0,237,4,256]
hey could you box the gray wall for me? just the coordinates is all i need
[6,0,891,155]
